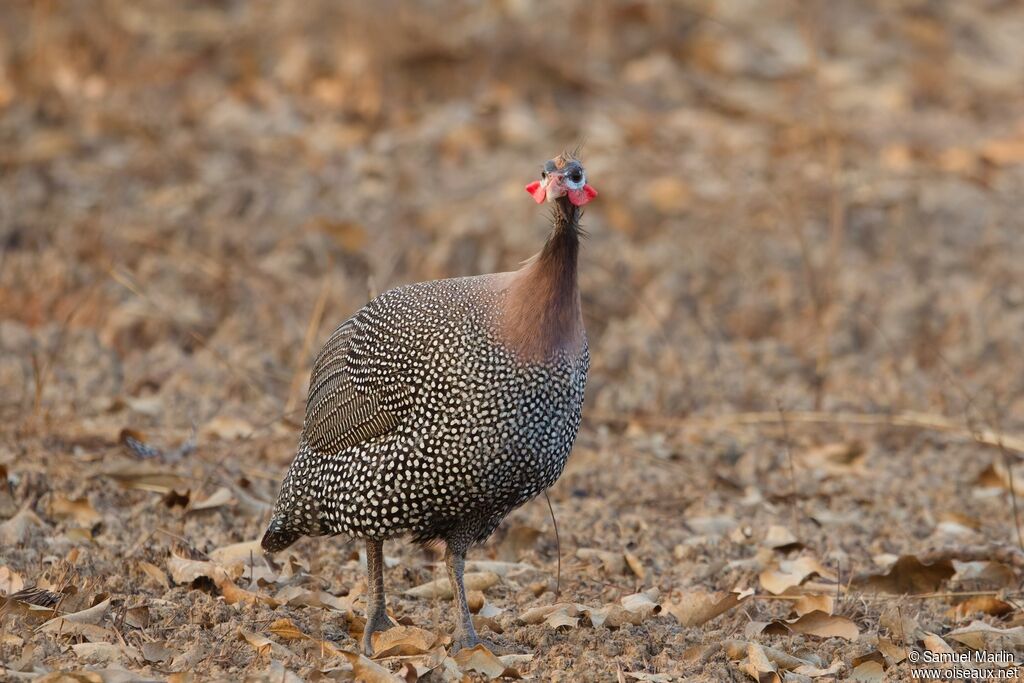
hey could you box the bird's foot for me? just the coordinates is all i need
[449,630,514,656]
[362,612,397,656]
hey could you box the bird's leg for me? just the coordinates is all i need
[362,538,396,656]
[445,542,480,652]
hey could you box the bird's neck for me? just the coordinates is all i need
[500,198,584,360]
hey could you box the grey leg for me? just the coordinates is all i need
[445,543,480,651]
[362,538,396,655]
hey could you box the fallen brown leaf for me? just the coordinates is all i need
[48,495,101,525]
[945,595,1013,621]
[189,486,235,511]
[946,620,1024,650]
[137,561,170,589]
[667,589,750,627]
[371,624,436,657]
[200,415,254,441]
[851,555,954,594]
[0,504,44,545]
[405,571,499,599]
[576,547,627,574]
[787,610,859,641]
[238,627,292,659]
[452,644,509,679]
[759,556,836,594]
[71,641,141,664]
[339,650,403,682]
[166,551,234,586]
[762,525,803,552]
[740,642,781,683]
[792,594,834,616]
[0,565,25,595]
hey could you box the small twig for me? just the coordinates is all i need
[543,490,562,598]
[775,400,801,533]
[586,410,1024,456]
[986,400,1024,553]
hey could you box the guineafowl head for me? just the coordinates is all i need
[525,152,598,207]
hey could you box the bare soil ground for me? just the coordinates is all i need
[3,2,1024,681]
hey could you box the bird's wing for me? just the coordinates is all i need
[301,313,416,456]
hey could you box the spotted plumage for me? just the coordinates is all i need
[262,152,596,654]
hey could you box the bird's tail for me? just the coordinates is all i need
[261,516,302,553]
[261,442,326,553]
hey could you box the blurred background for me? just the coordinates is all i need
[3,1,1024,678]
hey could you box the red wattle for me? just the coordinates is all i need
[568,184,598,206]
[525,181,546,203]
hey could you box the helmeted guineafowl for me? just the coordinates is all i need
[262,151,597,654]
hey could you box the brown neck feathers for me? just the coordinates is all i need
[500,197,584,360]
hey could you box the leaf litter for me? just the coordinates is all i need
[4,1,1024,680]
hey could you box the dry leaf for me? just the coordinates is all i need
[219,576,280,608]
[71,642,140,664]
[452,644,508,678]
[746,609,858,642]
[921,632,955,660]
[209,540,264,565]
[544,605,580,629]
[405,571,499,599]
[787,610,859,641]
[40,598,113,642]
[981,136,1024,166]
[0,566,25,595]
[619,589,661,620]
[759,556,836,594]
[189,486,235,511]
[946,620,1024,650]
[576,548,627,574]
[876,637,906,664]
[370,625,436,657]
[125,605,150,628]
[745,620,792,638]
[945,595,1013,620]
[519,603,568,625]
[43,597,110,627]
[166,551,234,586]
[850,660,884,682]
[238,627,292,659]
[792,594,834,617]
[263,661,304,683]
[268,618,309,641]
[624,552,645,580]
[339,650,404,682]
[465,560,536,577]
[685,516,738,536]
[101,465,190,494]
[667,589,750,627]
[138,561,170,589]
[498,525,542,561]
[623,674,674,682]
[0,505,44,545]
[723,640,812,670]
[952,560,1016,589]
[49,495,101,525]
[200,415,254,441]
[141,641,174,663]
[794,659,843,677]
[741,642,781,683]
[274,585,356,613]
[851,555,954,594]
[801,441,866,475]
[762,525,802,551]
